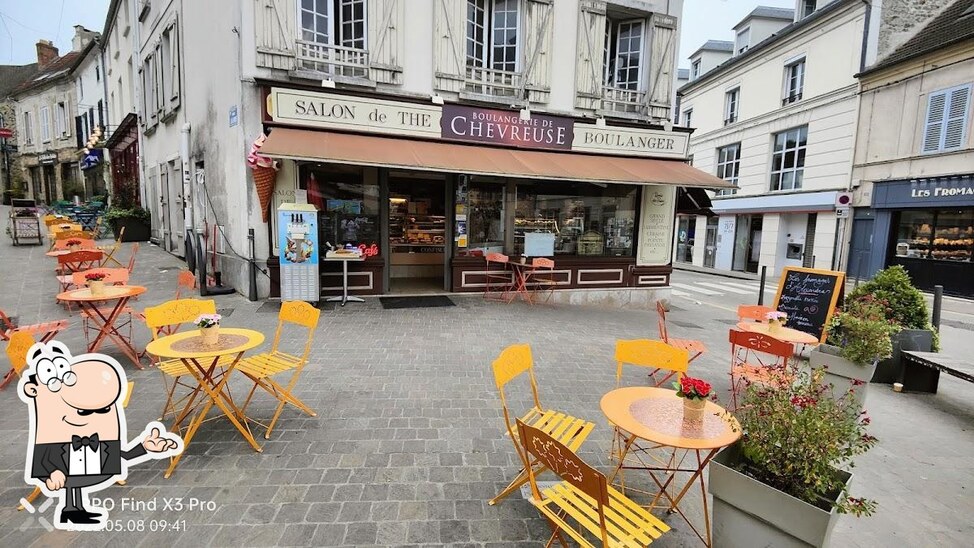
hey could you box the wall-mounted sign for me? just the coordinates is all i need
[80,149,103,170]
[229,105,239,127]
[265,87,690,160]
[872,177,974,209]
[572,124,689,159]
[636,185,676,266]
[440,105,573,151]
[267,88,441,139]
[39,152,57,165]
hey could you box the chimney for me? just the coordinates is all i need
[72,25,99,52]
[36,40,59,69]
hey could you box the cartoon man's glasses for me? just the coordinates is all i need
[35,357,76,392]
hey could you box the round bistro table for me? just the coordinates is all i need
[56,285,146,368]
[735,321,820,345]
[601,386,741,547]
[146,328,265,478]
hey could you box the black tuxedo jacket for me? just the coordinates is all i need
[31,440,147,479]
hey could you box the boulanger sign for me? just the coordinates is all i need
[266,87,689,160]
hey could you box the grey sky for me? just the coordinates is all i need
[0,0,795,72]
[679,0,797,68]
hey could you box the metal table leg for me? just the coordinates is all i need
[326,260,364,306]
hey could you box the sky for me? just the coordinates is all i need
[0,0,796,70]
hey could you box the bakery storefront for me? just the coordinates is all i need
[868,176,974,297]
[259,87,730,303]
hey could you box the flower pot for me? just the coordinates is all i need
[809,343,876,410]
[200,325,220,346]
[710,442,852,548]
[870,329,933,384]
[683,397,706,422]
[87,280,105,296]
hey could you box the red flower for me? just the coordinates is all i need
[85,272,106,281]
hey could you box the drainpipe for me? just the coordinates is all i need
[180,122,193,234]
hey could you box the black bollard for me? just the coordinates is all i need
[758,266,767,306]
[932,285,943,329]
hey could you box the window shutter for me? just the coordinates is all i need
[255,0,297,70]
[943,85,970,150]
[647,13,677,121]
[574,0,607,111]
[170,18,181,109]
[368,0,404,84]
[432,0,466,92]
[922,91,946,153]
[521,0,553,104]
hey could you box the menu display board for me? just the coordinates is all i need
[772,267,845,343]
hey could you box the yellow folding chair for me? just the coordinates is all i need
[236,301,321,440]
[99,227,126,267]
[144,299,220,421]
[517,418,670,547]
[611,340,690,465]
[488,344,595,506]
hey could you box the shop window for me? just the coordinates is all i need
[514,181,637,257]
[715,143,740,196]
[604,19,644,91]
[896,210,973,262]
[298,163,380,255]
[922,84,971,153]
[466,0,519,72]
[770,125,807,191]
[466,180,506,255]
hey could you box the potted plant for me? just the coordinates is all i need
[710,365,877,547]
[105,180,151,242]
[811,296,894,408]
[847,266,936,383]
[194,314,222,346]
[673,375,712,422]
[84,271,107,296]
[766,311,788,334]
[66,238,83,251]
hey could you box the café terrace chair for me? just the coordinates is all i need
[99,227,126,267]
[611,339,689,466]
[483,252,514,302]
[655,300,707,363]
[737,304,775,323]
[527,257,558,304]
[144,298,221,422]
[516,418,670,547]
[236,301,321,440]
[728,328,795,410]
[52,238,98,251]
[0,309,68,344]
[174,270,199,300]
[56,250,104,291]
[488,344,595,506]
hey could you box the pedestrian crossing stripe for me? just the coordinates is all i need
[672,290,691,297]
[696,282,752,295]
[721,281,775,293]
[669,283,722,295]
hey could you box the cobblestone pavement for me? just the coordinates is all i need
[0,230,972,547]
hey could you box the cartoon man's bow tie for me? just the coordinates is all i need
[71,434,99,450]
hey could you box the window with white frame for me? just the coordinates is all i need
[735,27,750,55]
[683,108,693,128]
[922,84,971,153]
[690,59,701,80]
[301,0,367,49]
[716,143,741,196]
[725,87,740,125]
[604,19,644,90]
[783,58,805,105]
[39,106,50,142]
[466,0,520,72]
[23,111,33,145]
[770,125,808,191]
[55,102,69,138]
[799,0,816,20]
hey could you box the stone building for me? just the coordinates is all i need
[0,63,37,203]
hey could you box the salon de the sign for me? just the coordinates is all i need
[265,87,689,160]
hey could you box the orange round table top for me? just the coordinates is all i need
[57,284,146,302]
[601,386,740,451]
[146,328,265,359]
[735,321,820,345]
[46,248,104,257]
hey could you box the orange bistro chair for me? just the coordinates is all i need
[737,304,775,323]
[484,252,513,302]
[517,418,670,547]
[53,238,98,250]
[527,257,558,304]
[488,344,595,506]
[175,270,198,299]
[656,300,707,363]
[71,268,130,287]
[56,250,104,292]
[728,328,795,410]
[236,301,322,440]
[0,309,69,344]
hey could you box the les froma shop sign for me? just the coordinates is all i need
[268,88,690,159]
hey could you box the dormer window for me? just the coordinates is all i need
[691,59,701,80]
[799,0,816,20]
[735,27,750,55]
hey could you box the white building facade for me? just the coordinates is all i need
[72,30,110,199]
[675,0,871,276]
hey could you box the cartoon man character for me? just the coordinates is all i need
[18,341,182,529]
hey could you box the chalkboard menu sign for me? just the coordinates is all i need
[773,267,845,343]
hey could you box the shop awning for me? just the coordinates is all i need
[676,187,717,216]
[260,128,734,189]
